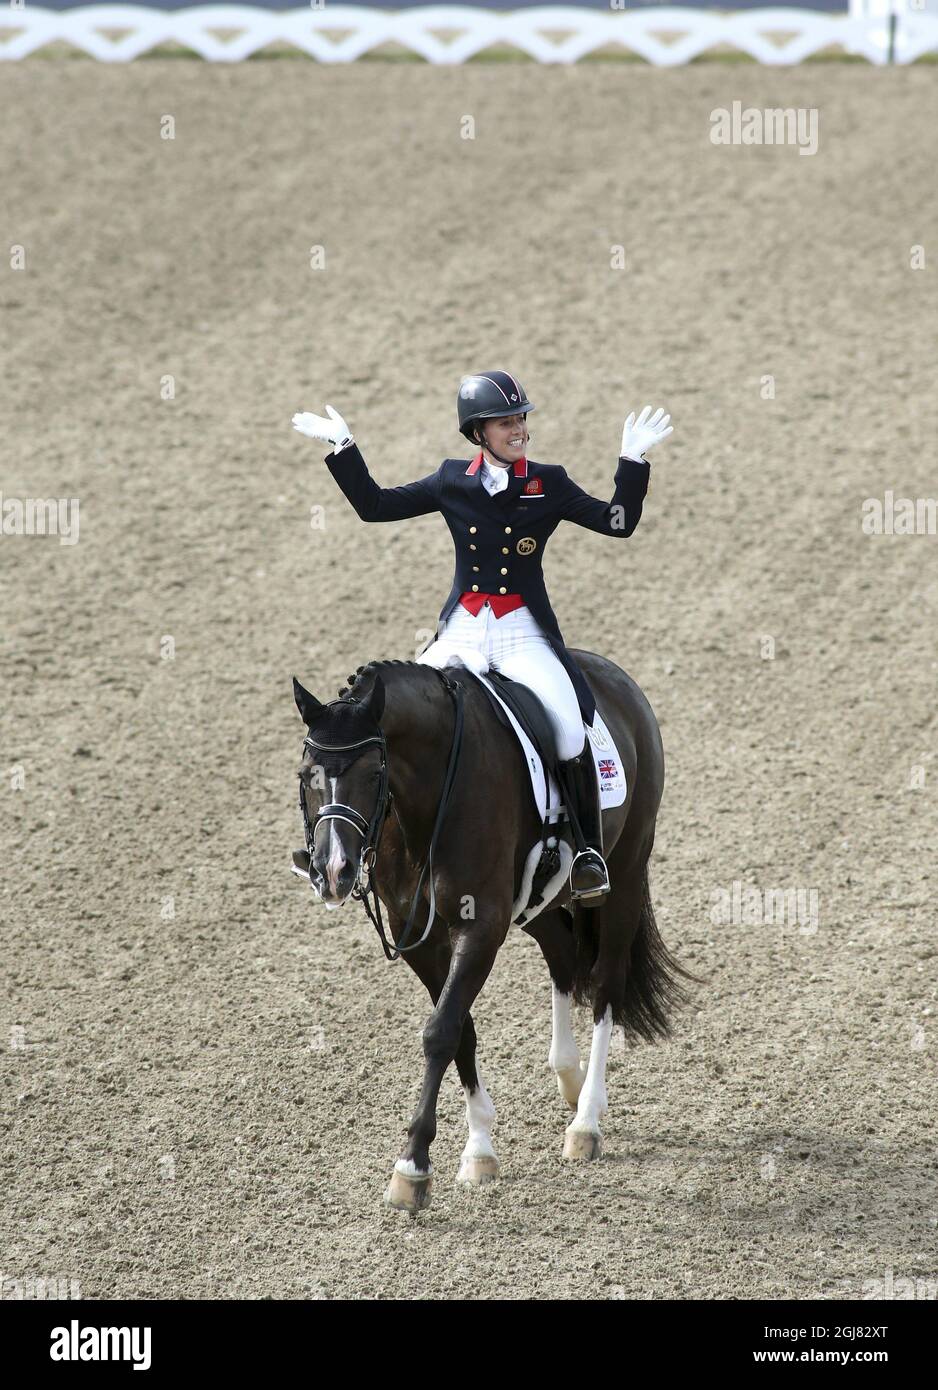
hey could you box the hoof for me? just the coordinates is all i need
[456,1153,499,1187]
[562,1126,602,1162]
[385,1168,433,1213]
[555,1062,587,1110]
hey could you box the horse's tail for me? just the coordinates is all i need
[572,862,699,1043]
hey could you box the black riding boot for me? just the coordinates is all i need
[558,745,610,902]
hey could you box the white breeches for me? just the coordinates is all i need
[416,601,586,761]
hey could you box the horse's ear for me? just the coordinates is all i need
[293,676,323,727]
[358,673,385,724]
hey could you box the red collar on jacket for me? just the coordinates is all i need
[465,451,528,478]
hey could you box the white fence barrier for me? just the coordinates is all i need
[2,5,937,64]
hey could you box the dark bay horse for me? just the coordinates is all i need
[292,654,691,1212]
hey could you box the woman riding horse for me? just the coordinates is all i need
[292,370,672,902]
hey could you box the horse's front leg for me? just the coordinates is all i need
[386,921,505,1213]
[392,928,498,1193]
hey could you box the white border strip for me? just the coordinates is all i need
[1,6,937,64]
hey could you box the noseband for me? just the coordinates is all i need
[298,671,465,962]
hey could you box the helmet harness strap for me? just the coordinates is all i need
[476,417,528,468]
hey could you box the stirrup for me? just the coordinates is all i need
[569,848,611,901]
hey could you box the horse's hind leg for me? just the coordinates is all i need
[455,1026,499,1188]
[523,909,585,1108]
[563,862,646,1161]
[562,1001,614,1161]
[551,984,585,1109]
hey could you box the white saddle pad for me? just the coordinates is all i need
[472,672,627,824]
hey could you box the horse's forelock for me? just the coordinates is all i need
[309,697,374,747]
[303,662,389,746]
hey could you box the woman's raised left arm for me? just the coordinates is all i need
[559,405,672,538]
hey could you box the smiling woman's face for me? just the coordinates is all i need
[475,412,528,465]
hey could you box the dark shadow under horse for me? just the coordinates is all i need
[292,651,692,1212]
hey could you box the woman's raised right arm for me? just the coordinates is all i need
[324,443,441,523]
[293,405,441,522]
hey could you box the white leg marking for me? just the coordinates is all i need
[456,1073,498,1185]
[394,1156,432,1179]
[462,1076,496,1161]
[549,982,580,1072]
[570,1006,613,1136]
[549,982,586,1108]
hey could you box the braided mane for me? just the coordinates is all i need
[336,659,444,701]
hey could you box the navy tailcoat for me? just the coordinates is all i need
[323,444,650,727]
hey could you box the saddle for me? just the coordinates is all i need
[445,665,628,924]
[463,669,571,921]
[480,670,560,777]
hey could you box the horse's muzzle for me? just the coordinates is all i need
[291,848,353,909]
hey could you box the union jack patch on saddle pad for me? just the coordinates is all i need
[598,758,618,780]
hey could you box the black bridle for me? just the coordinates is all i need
[298,670,465,962]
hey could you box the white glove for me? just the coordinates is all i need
[292,404,354,454]
[620,406,672,462]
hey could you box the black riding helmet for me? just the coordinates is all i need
[457,370,535,445]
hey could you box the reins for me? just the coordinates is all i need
[299,669,465,962]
